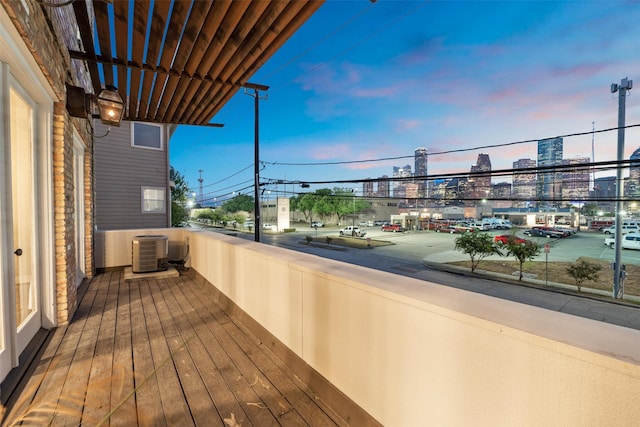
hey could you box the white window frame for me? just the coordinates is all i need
[131,121,163,151]
[141,186,166,214]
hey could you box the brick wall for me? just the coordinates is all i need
[3,0,94,323]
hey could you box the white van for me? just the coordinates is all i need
[622,233,640,250]
[603,225,640,235]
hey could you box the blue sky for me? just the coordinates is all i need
[170,0,640,203]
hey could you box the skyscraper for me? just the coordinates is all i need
[414,147,428,197]
[561,157,590,201]
[626,147,640,198]
[512,158,537,207]
[392,165,412,198]
[537,137,563,206]
[468,153,491,204]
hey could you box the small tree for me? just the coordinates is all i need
[566,260,602,291]
[505,240,541,281]
[454,232,502,272]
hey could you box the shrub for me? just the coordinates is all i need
[566,260,602,291]
[454,232,502,272]
[505,240,541,281]
[305,235,313,244]
[325,236,333,245]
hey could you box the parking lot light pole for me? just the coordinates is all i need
[612,77,632,298]
[352,188,358,230]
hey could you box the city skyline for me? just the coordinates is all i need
[169,1,640,202]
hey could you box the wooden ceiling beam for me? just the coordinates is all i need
[127,0,150,121]
[149,1,213,122]
[160,0,231,122]
[138,1,172,120]
[174,0,249,122]
[113,0,129,109]
[72,0,101,96]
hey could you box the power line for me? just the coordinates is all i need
[263,124,640,167]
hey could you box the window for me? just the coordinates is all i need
[141,187,166,213]
[132,122,163,150]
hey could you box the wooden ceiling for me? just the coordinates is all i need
[69,0,324,126]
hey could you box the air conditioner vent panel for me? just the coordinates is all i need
[132,235,169,273]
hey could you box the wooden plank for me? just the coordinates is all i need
[175,0,248,122]
[113,0,129,99]
[82,269,119,423]
[154,278,222,426]
[94,0,114,86]
[109,274,137,425]
[129,280,166,425]
[166,277,282,426]
[128,0,150,120]
[185,275,347,426]
[139,278,194,425]
[137,0,171,119]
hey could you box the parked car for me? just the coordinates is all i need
[603,225,640,235]
[435,225,460,234]
[381,224,405,232]
[605,232,640,249]
[339,226,366,237]
[311,221,324,228]
[523,227,563,238]
[263,223,273,230]
[493,234,527,245]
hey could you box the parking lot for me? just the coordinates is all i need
[294,223,640,266]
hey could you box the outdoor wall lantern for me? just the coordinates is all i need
[66,84,125,127]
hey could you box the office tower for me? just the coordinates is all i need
[363,180,374,197]
[561,157,590,201]
[512,158,537,207]
[444,177,467,206]
[468,153,491,204]
[414,147,428,197]
[537,137,563,207]
[377,175,390,197]
[626,147,640,198]
[392,165,412,198]
[491,182,512,199]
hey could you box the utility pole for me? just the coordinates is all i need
[611,77,633,299]
[244,82,269,242]
[198,169,204,207]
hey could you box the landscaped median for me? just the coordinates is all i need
[300,235,395,249]
[426,257,640,303]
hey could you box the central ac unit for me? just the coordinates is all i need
[132,235,169,273]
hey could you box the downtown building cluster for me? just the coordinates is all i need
[362,140,640,211]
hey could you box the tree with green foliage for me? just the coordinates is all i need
[581,203,599,217]
[221,194,254,213]
[566,260,602,291]
[454,232,502,272]
[505,240,541,281]
[170,167,190,227]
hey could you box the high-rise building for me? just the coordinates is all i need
[414,147,428,197]
[363,180,375,197]
[561,157,590,201]
[491,182,512,199]
[537,137,563,206]
[377,175,390,197]
[512,158,537,207]
[626,147,640,198]
[468,153,491,204]
[392,165,412,198]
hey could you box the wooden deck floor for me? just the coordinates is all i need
[2,270,351,426]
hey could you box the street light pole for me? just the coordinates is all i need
[612,77,632,299]
[243,82,269,242]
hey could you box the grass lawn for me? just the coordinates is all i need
[450,256,640,297]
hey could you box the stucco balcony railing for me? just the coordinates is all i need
[4,228,640,425]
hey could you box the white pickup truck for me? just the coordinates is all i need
[339,226,367,237]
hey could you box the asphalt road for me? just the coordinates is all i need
[190,222,640,331]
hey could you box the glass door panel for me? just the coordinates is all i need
[10,85,39,353]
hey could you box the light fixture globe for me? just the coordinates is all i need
[97,85,124,126]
